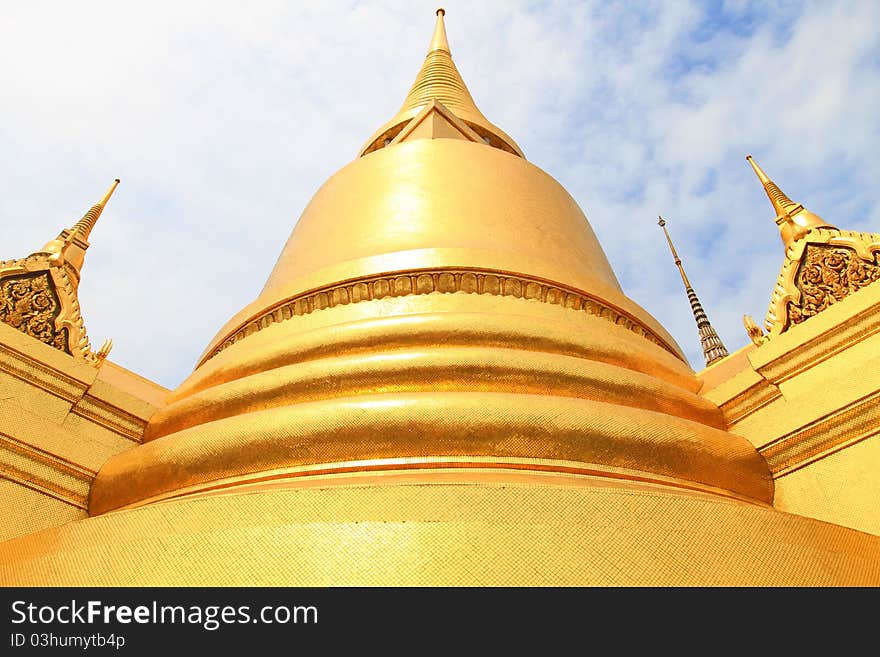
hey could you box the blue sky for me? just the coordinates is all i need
[1,0,878,388]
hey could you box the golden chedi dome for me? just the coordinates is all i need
[4,11,879,585]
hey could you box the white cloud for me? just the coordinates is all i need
[0,0,877,387]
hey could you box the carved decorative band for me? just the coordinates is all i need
[760,390,880,476]
[0,337,145,443]
[0,432,95,508]
[0,341,87,403]
[720,380,781,425]
[72,395,146,443]
[203,268,676,365]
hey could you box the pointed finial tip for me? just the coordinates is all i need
[98,178,121,207]
[68,177,120,241]
[428,6,451,53]
[746,154,772,185]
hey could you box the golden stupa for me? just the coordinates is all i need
[1,10,879,586]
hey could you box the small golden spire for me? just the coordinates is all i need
[746,155,834,248]
[71,178,121,242]
[358,9,522,157]
[746,155,800,219]
[657,215,729,367]
[400,10,476,120]
[41,178,120,278]
[430,9,450,53]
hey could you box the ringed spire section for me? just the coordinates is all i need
[746,155,834,248]
[0,179,120,363]
[359,9,523,157]
[657,216,729,366]
[746,155,880,336]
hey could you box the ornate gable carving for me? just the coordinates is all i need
[0,180,118,364]
[0,253,100,361]
[765,228,880,335]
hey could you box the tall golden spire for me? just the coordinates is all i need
[396,8,477,120]
[70,178,120,242]
[40,178,121,280]
[658,216,729,367]
[746,155,834,248]
[1,179,119,361]
[359,9,522,157]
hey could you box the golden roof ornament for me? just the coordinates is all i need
[746,155,835,249]
[658,215,729,366]
[0,179,119,364]
[41,178,120,280]
[742,314,765,345]
[359,9,523,157]
[747,155,880,336]
[71,178,120,243]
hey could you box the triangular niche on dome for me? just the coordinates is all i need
[389,99,486,147]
